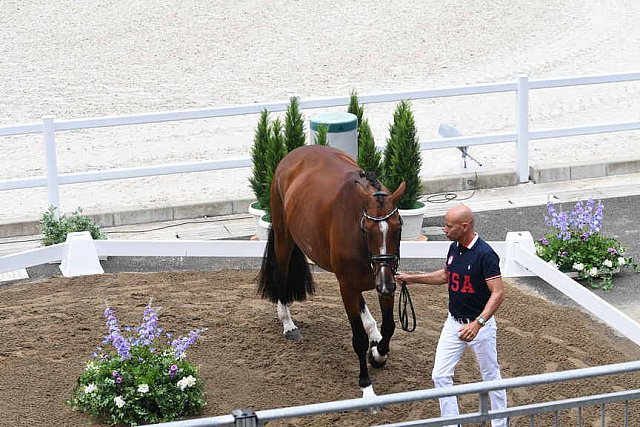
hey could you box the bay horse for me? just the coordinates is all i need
[257,145,405,398]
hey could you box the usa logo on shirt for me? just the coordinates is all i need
[447,255,454,266]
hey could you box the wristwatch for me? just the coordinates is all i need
[476,316,487,327]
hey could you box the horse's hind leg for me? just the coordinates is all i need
[277,301,301,341]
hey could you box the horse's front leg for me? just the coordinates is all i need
[369,293,395,368]
[341,288,375,398]
[359,297,388,368]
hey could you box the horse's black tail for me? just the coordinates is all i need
[257,226,315,304]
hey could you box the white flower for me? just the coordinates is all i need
[177,375,197,391]
[84,361,98,372]
[137,384,149,394]
[84,383,97,394]
[114,396,125,408]
[618,257,626,266]
[548,260,558,269]
[603,259,613,268]
[572,263,584,271]
[589,267,598,277]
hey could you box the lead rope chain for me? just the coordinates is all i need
[398,280,416,332]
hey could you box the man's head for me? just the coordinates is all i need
[443,204,475,244]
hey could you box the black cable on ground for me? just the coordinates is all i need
[423,172,478,204]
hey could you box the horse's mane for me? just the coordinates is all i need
[359,170,382,192]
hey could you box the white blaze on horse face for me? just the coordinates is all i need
[360,304,383,343]
[378,220,389,254]
[277,301,297,334]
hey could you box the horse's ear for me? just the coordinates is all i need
[390,181,406,204]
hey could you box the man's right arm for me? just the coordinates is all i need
[395,268,448,286]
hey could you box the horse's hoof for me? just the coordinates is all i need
[366,405,384,414]
[284,328,302,341]
[368,346,388,368]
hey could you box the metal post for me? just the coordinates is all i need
[516,75,530,183]
[231,408,260,427]
[43,115,61,215]
[479,391,490,426]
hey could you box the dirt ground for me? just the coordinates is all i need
[2,270,640,426]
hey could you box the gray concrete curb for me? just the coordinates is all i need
[1,159,639,239]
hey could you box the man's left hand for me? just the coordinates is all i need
[458,321,482,342]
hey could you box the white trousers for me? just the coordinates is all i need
[432,314,507,427]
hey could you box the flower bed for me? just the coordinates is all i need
[67,302,206,426]
[535,199,638,290]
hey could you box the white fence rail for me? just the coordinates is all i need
[1,72,640,214]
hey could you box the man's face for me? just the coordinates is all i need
[443,212,465,242]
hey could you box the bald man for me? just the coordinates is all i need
[396,204,507,427]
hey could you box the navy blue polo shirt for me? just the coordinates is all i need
[445,234,501,319]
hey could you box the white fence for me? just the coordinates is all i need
[2,231,640,426]
[1,72,640,216]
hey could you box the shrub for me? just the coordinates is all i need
[284,96,306,152]
[348,91,382,176]
[40,206,106,246]
[535,199,638,290]
[381,100,423,209]
[258,117,287,216]
[313,123,329,146]
[249,110,272,210]
[67,302,206,426]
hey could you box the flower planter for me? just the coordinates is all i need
[257,215,272,241]
[248,202,267,238]
[399,202,427,241]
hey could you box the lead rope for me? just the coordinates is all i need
[398,280,416,332]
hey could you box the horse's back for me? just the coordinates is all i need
[275,145,360,194]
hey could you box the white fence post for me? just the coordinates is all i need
[502,231,536,277]
[59,231,104,277]
[516,75,530,183]
[43,115,61,215]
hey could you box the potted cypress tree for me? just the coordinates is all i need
[382,100,426,240]
[255,117,287,239]
[284,96,306,152]
[248,109,271,236]
[249,98,305,239]
[348,91,382,177]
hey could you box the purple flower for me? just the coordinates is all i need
[137,303,163,347]
[169,364,179,379]
[580,233,589,241]
[103,306,131,360]
[608,247,618,255]
[539,238,549,245]
[170,329,205,359]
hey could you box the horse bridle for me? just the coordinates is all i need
[360,194,416,332]
[360,196,401,275]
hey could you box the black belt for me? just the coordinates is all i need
[452,315,474,324]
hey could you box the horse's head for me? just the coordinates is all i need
[357,181,406,296]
